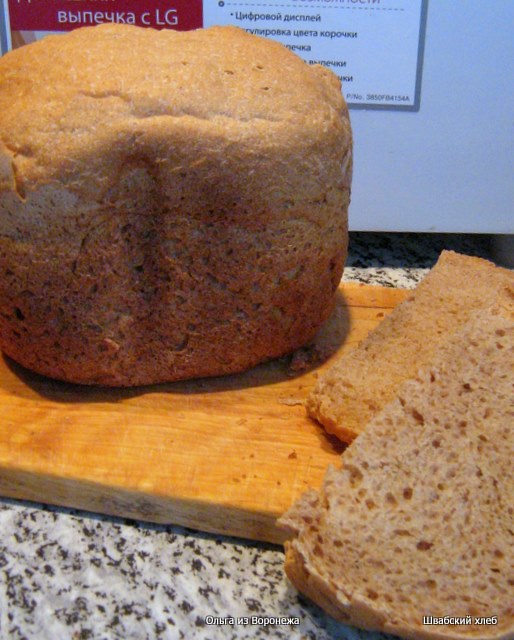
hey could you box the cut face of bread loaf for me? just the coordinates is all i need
[280,293,514,640]
[307,251,513,442]
[0,24,351,386]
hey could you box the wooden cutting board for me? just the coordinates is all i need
[0,282,408,544]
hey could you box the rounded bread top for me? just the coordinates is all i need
[0,24,349,195]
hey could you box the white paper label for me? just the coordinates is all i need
[203,0,427,110]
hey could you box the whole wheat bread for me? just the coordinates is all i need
[280,291,514,639]
[307,250,513,442]
[0,24,351,386]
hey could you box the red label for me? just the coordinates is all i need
[8,0,203,32]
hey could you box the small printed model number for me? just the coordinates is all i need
[366,93,411,102]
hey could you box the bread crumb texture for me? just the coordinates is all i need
[280,294,514,640]
[0,24,351,385]
[307,251,514,442]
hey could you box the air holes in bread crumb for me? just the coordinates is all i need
[403,487,413,500]
[366,589,379,600]
[411,408,425,425]
[386,492,398,506]
[346,465,363,487]
[416,540,433,551]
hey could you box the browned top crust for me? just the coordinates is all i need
[0,24,350,197]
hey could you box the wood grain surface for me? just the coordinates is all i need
[0,283,409,544]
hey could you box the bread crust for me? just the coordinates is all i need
[0,25,351,385]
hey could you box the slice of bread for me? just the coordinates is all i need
[307,250,513,442]
[280,292,514,640]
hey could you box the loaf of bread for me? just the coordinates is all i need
[280,291,514,639]
[307,251,513,442]
[0,24,351,386]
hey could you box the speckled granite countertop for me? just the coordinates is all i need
[0,232,510,640]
